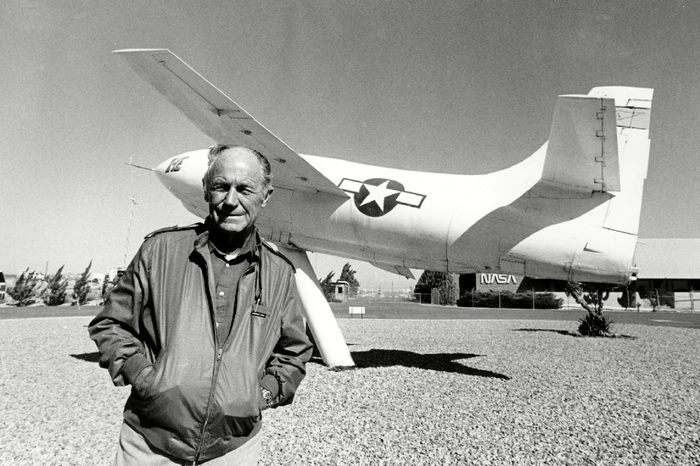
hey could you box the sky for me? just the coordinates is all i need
[2,0,699,289]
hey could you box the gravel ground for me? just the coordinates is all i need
[0,317,698,465]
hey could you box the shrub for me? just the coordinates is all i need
[101,274,117,303]
[8,268,40,307]
[318,271,335,301]
[457,290,563,309]
[617,286,637,309]
[578,311,613,336]
[43,265,68,306]
[339,263,360,298]
[73,261,92,305]
[414,271,457,305]
[648,290,674,309]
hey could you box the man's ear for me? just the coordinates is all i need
[203,180,210,202]
[261,186,274,207]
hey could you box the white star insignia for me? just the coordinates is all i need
[360,180,400,212]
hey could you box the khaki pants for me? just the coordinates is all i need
[114,422,262,465]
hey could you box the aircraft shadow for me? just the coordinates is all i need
[70,352,101,362]
[74,350,510,379]
[332,349,511,380]
[513,328,580,337]
[449,185,610,267]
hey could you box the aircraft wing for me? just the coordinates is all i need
[369,261,416,279]
[114,48,347,196]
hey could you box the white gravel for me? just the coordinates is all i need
[0,317,698,465]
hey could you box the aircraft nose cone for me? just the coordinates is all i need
[153,149,210,218]
[154,150,206,187]
[156,155,186,176]
[155,158,169,174]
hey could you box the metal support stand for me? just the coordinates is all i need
[278,246,355,368]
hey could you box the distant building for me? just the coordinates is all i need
[330,281,349,302]
[459,272,520,293]
[633,238,700,293]
[459,238,700,310]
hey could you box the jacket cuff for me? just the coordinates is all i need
[260,373,280,398]
[122,353,151,386]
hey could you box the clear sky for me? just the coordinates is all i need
[2,1,699,289]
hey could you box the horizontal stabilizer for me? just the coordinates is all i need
[588,86,652,130]
[543,94,619,192]
[114,48,347,197]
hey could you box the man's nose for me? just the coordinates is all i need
[223,188,240,207]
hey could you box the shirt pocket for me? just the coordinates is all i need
[250,304,280,340]
[246,304,281,367]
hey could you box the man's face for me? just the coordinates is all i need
[204,148,272,236]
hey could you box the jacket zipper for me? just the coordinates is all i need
[193,257,260,464]
[192,250,224,465]
[193,347,224,465]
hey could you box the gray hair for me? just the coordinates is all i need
[203,144,272,187]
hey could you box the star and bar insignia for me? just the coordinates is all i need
[338,178,426,217]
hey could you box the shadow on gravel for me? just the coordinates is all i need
[512,328,637,339]
[70,352,101,362]
[345,349,511,380]
[71,349,511,379]
[513,328,580,337]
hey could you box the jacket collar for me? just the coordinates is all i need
[193,219,262,262]
[192,220,265,308]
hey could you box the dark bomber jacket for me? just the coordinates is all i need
[89,223,313,463]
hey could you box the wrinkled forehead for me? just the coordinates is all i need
[208,149,266,183]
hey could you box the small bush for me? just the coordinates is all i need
[318,271,335,301]
[457,291,563,309]
[73,261,92,305]
[8,269,40,307]
[339,263,360,298]
[43,265,68,306]
[617,287,637,309]
[578,311,613,336]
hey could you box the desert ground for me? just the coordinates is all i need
[1,311,698,465]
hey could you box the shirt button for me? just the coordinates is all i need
[218,291,225,296]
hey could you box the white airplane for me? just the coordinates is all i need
[115,49,652,367]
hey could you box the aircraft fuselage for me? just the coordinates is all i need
[155,144,638,284]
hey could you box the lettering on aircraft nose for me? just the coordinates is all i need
[338,178,426,217]
[165,155,188,173]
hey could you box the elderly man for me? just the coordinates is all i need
[89,145,313,465]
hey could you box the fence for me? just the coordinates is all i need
[351,291,430,304]
[558,290,700,312]
[663,290,700,311]
[347,289,700,311]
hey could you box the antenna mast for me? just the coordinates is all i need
[123,155,140,267]
[123,196,139,267]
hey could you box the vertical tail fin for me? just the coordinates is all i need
[590,87,653,235]
[503,87,653,283]
[543,93,620,193]
[541,86,652,200]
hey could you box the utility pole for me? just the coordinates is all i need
[123,196,139,267]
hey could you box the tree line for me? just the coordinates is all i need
[6,262,119,307]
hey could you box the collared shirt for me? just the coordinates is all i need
[208,230,257,344]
